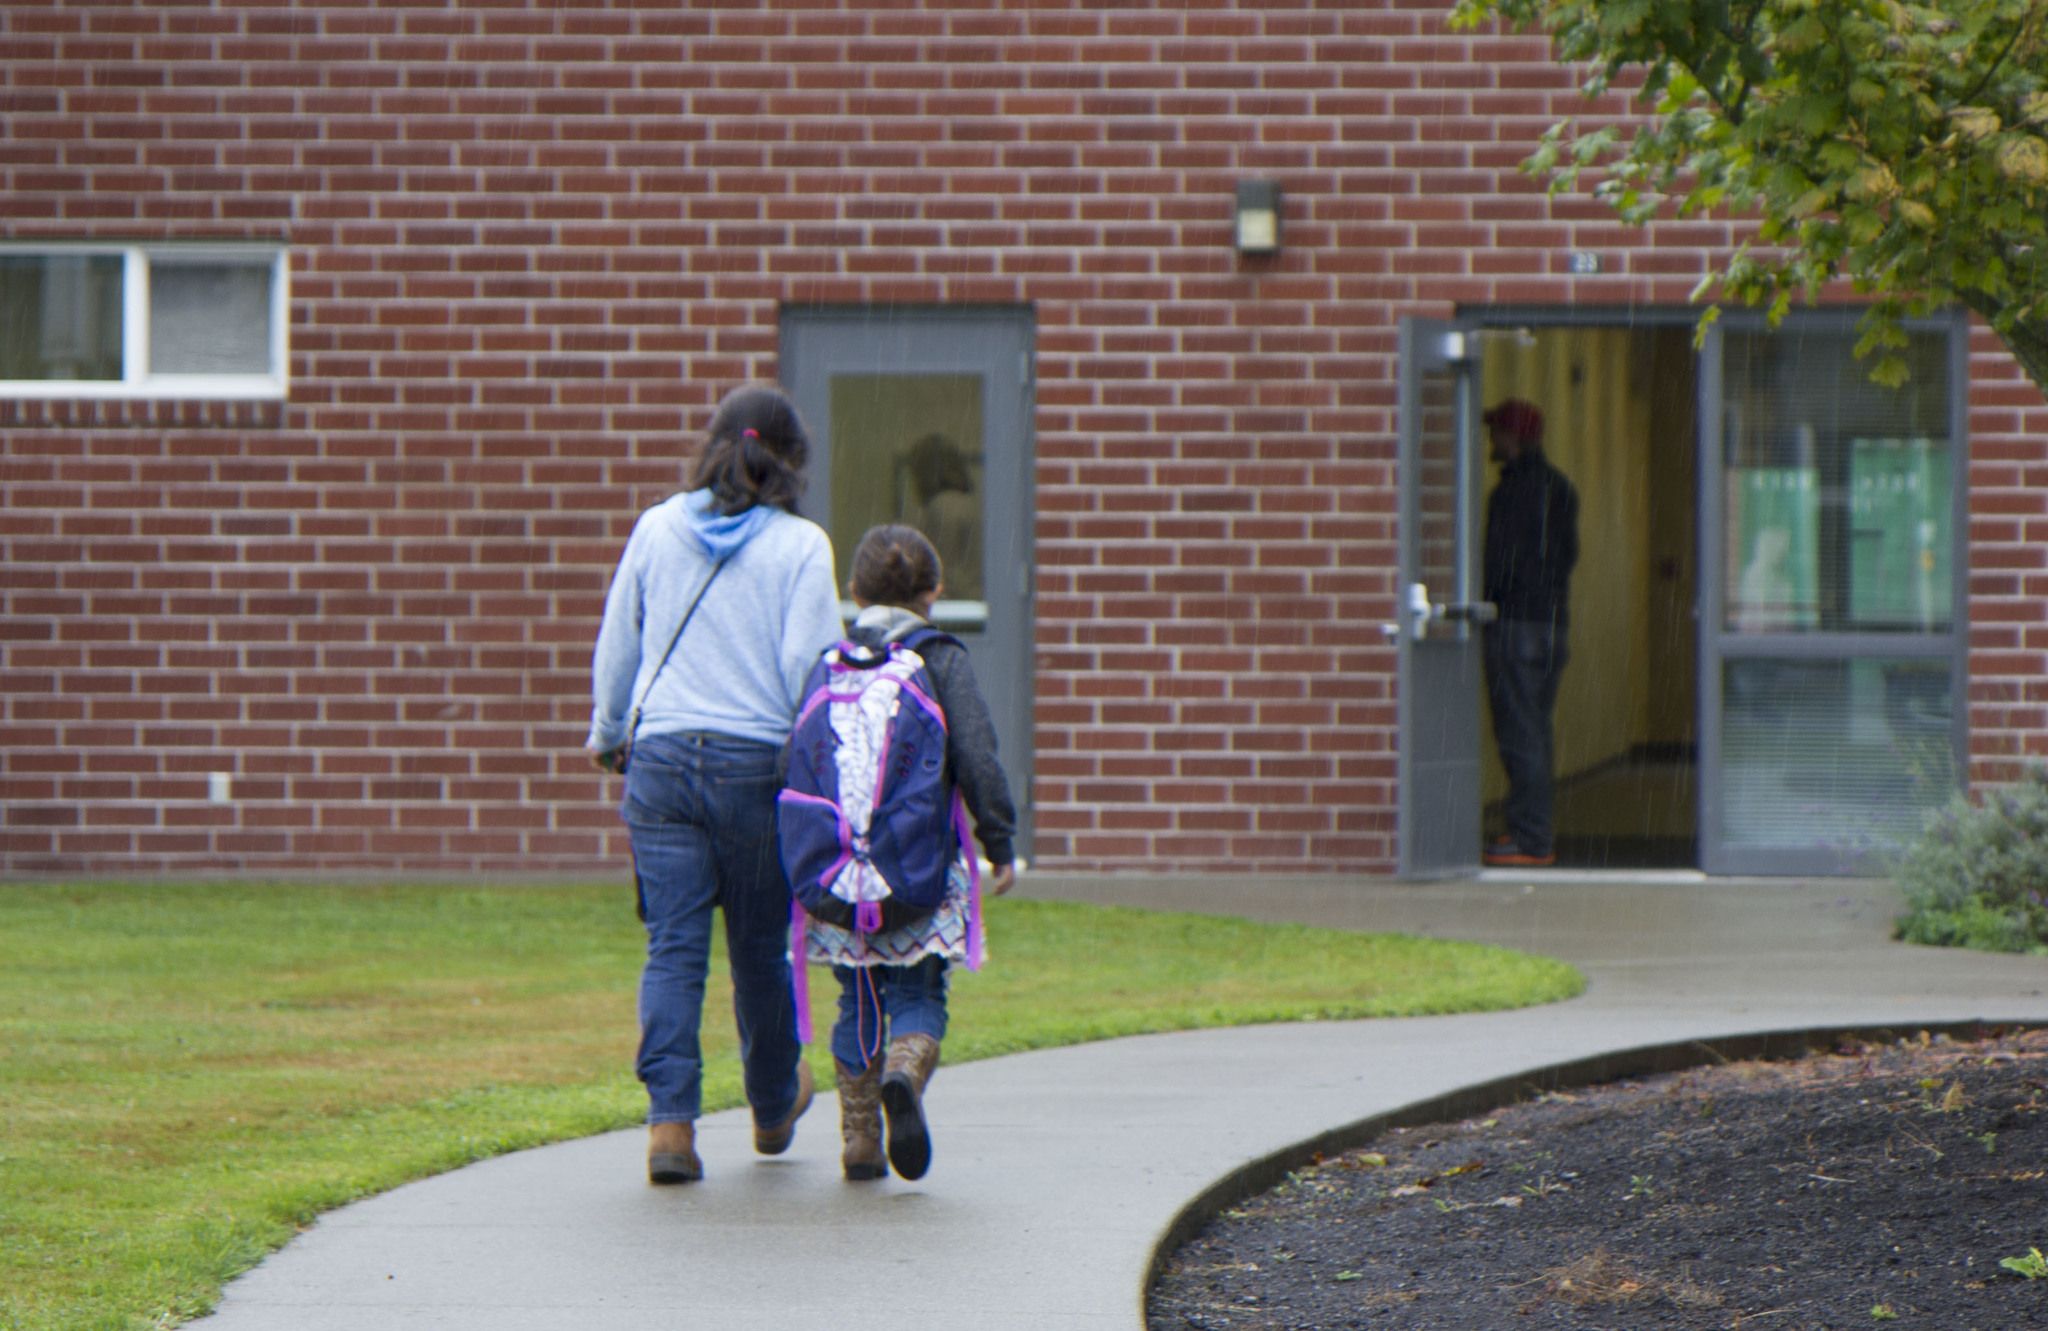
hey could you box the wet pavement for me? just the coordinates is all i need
[187,872,2048,1331]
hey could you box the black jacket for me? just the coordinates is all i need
[846,616,1019,868]
[1484,452,1579,627]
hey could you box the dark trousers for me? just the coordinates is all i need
[1483,619,1569,856]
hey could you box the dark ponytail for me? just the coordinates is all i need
[690,384,811,515]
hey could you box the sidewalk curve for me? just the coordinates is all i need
[188,874,2048,1331]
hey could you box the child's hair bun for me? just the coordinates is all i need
[851,524,942,607]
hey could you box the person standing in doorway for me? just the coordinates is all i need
[1480,398,1579,868]
[587,384,846,1184]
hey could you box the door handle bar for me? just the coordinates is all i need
[1392,583,1498,641]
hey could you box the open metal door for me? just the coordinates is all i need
[1396,318,1491,877]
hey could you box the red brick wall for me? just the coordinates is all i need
[2,3,2041,877]
[1964,321,2048,783]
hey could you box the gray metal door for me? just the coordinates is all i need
[1395,318,1491,877]
[780,307,1036,855]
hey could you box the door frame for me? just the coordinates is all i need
[1400,304,1970,877]
[1456,306,1707,875]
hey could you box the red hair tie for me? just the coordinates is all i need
[742,428,760,440]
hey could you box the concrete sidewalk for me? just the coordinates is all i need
[188,874,2048,1331]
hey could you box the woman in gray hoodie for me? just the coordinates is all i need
[588,385,844,1184]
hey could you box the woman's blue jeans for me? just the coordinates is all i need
[831,957,949,1072]
[622,731,804,1128]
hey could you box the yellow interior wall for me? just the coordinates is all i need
[1479,327,1658,803]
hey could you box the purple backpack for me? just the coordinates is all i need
[778,628,974,935]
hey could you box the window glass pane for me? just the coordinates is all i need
[1415,365,1462,603]
[1721,329,1952,633]
[1848,438,1951,629]
[0,255,124,380]
[149,260,273,375]
[1720,656,1954,851]
[827,373,985,602]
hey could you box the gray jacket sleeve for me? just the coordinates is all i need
[923,638,1018,867]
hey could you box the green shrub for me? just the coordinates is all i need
[1894,765,2048,954]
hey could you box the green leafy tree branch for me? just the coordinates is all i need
[1450,0,2048,392]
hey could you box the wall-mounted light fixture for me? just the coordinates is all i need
[1234,180,1281,256]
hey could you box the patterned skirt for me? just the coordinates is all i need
[803,859,983,969]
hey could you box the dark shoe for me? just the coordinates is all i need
[1483,840,1557,867]
[836,1058,887,1182]
[880,1033,941,1181]
[753,1059,814,1156]
[647,1121,702,1184]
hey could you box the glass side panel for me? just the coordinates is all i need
[1848,437,1951,630]
[827,372,985,602]
[1415,365,1462,607]
[1720,328,1952,633]
[1719,656,1954,852]
[149,261,274,375]
[0,255,124,381]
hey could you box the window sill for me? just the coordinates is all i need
[0,374,285,399]
[0,396,287,429]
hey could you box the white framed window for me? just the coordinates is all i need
[0,244,289,400]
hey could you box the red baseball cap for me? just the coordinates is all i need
[1482,398,1544,440]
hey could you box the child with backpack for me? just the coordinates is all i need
[778,523,1018,1182]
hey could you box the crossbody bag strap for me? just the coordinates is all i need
[624,555,729,753]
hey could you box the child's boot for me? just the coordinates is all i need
[879,1033,941,1181]
[836,1058,887,1181]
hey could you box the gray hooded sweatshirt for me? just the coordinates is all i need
[587,489,843,752]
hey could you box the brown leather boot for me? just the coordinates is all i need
[836,1058,887,1181]
[753,1058,814,1156]
[647,1120,701,1184]
[879,1033,941,1181]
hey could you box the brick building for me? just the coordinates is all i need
[3,3,2042,879]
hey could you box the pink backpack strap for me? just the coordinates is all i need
[789,898,813,1047]
[953,792,985,972]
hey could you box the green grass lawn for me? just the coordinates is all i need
[0,880,1583,1331]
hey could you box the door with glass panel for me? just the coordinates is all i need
[1699,317,1966,875]
[1395,318,1491,876]
[780,308,1036,854]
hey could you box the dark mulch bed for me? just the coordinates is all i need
[1149,1027,2048,1330]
